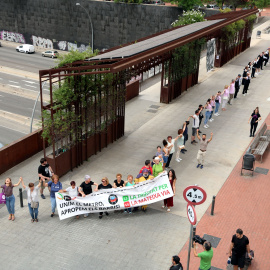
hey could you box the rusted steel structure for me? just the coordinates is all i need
[39,9,257,176]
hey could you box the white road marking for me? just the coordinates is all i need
[0,124,28,134]
[25,84,37,88]
[9,80,19,84]
[8,84,21,88]
[22,80,37,84]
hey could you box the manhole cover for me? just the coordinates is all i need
[147,109,157,113]
[254,167,269,175]
[203,234,221,248]
[149,105,160,109]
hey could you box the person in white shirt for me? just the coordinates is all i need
[190,109,200,144]
[21,177,42,222]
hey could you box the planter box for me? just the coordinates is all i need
[160,85,170,104]
[181,77,187,92]
[187,74,193,89]
[126,80,139,101]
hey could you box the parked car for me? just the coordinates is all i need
[41,50,59,58]
[16,44,35,54]
[154,0,165,5]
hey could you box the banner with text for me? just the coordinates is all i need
[56,173,173,220]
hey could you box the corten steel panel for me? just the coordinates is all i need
[126,80,139,101]
[0,129,46,175]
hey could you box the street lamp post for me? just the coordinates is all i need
[76,3,94,51]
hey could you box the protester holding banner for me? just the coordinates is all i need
[153,157,164,177]
[139,160,153,175]
[98,177,112,219]
[79,175,98,217]
[21,177,42,222]
[162,169,176,212]
[113,173,125,188]
[43,175,62,217]
[1,177,21,221]
[124,175,135,213]
[59,181,79,219]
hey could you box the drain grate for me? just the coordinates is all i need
[147,109,158,113]
[254,167,269,175]
[203,234,221,248]
[149,105,160,109]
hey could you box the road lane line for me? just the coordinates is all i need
[0,124,28,134]
[22,80,37,84]
[25,84,37,88]
[8,84,21,88]
[9,80,19,84]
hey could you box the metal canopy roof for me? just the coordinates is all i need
[89,19,224,61]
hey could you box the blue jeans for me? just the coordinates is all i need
[50,197,56,213]
[28,203,39,219]
[6,194,15,214]
[204,111,211,125]
[215,102,220,113]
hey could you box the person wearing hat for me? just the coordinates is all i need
[134,169,154,212]
[78,175,98,217]
[234,74,242,99]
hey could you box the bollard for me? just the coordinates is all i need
[210,196,216,216]
[19,188,23,207]
[192,225,196,248]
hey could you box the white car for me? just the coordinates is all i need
[16,44,35,54]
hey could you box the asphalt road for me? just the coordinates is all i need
[0,46,57,73]
[0,73,50,93]
[0,125,27,146]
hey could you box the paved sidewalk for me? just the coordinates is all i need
[178,114,270,270]
[0,19,270,270]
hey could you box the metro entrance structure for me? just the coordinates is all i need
[39,9,257,176]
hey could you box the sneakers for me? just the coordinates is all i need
[214,113,218,116]
[209,118,214,122]
[200,165,204,169]
[206,124,209,127]
[204,125,208,128]
[197,163,201,168]
[41,194,45,199]
[175,158,182,162]
[99,215,103,219]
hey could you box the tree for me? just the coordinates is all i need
[252,0,270,8]
[176,0,204,11]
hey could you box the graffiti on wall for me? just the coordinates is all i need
[32,35,53,49]
[57,41,90,52]
[0,30,25,43]
[206,38,216,72]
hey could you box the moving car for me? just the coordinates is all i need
[41,50,59,58]
[16,44,35,54]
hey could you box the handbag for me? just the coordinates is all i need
[30,191,38,208]
[0,189,6,204]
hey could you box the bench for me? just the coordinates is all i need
[251,123,270,163]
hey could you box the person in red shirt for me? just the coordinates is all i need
[139,160,153,175]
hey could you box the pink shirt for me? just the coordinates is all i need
[223,88,229,98]
[210,99,215,106]
[215,95,221,103]
[206,103,212,111]
[229,83,235,94]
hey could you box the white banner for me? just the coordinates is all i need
[56,173,173,220]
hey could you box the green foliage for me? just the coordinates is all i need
[173,0,203,11]
[219,7,232,12]
[221,19,246,44]
[171,10,205,27]
[253,0,270,8]
[56,46,98,68]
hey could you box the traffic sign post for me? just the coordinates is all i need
[184,185,207,270]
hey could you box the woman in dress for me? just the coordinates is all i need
[21,177,42,222]
[98,177,112,219]
[1,177,21,221]
[162,169,176,212]
[221,85,229,111]
[248,107,262,137]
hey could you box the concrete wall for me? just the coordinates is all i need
[0,0,184,51]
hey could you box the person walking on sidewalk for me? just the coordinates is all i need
[38,158,54,199]
[193,241,213,270]
[190,109,200,145]
[228,79,235,105]
[21,177,42,222]
[227,228,252,270]
[234,74,242,98]
[214,91,221,116]
[1,177,21,221]
[196,129,213,169]
[248,107,261,137]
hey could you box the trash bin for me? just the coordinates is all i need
[256,31,261,38]
[241,153,255,176]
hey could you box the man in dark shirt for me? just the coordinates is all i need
[79,175,98,218]
[38,158,54,199]
[228,228,251,270]
[169,255,183,270]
